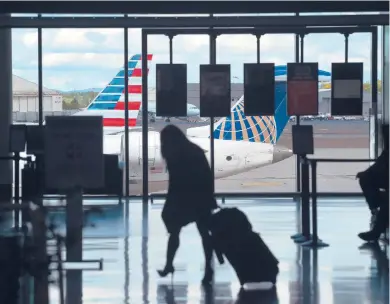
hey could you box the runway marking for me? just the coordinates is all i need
[241,181,283,187]
[319,128,328,131]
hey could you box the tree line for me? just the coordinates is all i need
[63,80,384,110]
[320,80,383,92]
[62,91,99,110]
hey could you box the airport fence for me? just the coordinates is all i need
[13,111,79,123]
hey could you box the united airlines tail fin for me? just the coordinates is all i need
[212,80,288,145]
[211,65,331,144]
[86,54,153,127]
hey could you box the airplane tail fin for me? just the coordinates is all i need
[86,54,153,127]
[212,81,289,144]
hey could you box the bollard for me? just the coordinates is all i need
[0,236,22,304]
[66,187,84,304]
[301,160,329,248]
[301,248,312,304]
[293,156,312,243]
[291,155,305,240]
[30,201,49,304]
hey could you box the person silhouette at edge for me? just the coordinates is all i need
[157,124,218,285]
[357,123,389,242]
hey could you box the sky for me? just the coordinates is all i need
[11,18,382,91]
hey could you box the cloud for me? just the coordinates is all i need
[41,52,123,68]
[11,27,379,91]
[21,31,37,47]
[45,76,74,89]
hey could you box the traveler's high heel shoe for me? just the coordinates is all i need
[157,265,175,278]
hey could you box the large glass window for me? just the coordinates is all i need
[13,19,383,202]
[376,25,389,156]
[145,34,210,197]
[304,33,371,193]
[215,34,296,194]
[383,25,389,124]
[12,28,39,122]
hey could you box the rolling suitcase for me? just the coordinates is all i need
[210,208,279,285]
[210,207,253,236]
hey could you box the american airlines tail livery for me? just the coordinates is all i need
[73,54,200,133]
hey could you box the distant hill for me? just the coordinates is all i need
[61,88,102,93]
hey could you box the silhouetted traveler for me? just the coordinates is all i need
[357,124,389,242]
[358,198,389,242]
[157,125,217,285]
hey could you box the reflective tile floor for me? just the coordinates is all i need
[46,198,388,304]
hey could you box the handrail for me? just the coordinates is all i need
[149,191,364,198]
[306,158,376,163]
[297,156,381,249]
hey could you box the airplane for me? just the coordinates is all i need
[114,64,331,195]
[142,101,200,123]
[73,54,200,131]
[117,90,292,195]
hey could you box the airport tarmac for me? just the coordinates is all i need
[214,148,370,193]
[219,120,370,193]
[141,119,372,194]
[145,119,370,148]
[10,119,370,196]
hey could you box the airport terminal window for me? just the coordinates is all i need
[383,25,389,124]
[11,21,381,197]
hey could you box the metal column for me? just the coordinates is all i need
[31,202,49,304]
[209,32,217,191]
[141,32,149,204]
[0,15,13,202]
[294,13,301,193]
[38,14,43,126]
[66,188,83,304]
[37,15,45,198]
[371,27,379,158]
[256,34,261,63]
[141,31,149,240]
[169,35,174,63]
[124,27,130,197]
[382,26,389,124]
[344,33,349,63]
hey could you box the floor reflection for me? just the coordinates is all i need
[46,199,388,304]
[156,283,279,304]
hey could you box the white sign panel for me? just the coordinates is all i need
[44,116,104,190]
[333,79,362,99]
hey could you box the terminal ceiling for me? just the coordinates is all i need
[0,1,388,15]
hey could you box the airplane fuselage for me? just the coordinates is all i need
[109,131,280,195]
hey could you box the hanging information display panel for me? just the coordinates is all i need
[287,62,319,116]
[292,125,314,155]
[156,64,187,117]
[199,64,231,117]
[331,62,363,116]
[244,63,275,116]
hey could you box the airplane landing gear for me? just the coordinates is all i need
[149,113,156,123]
